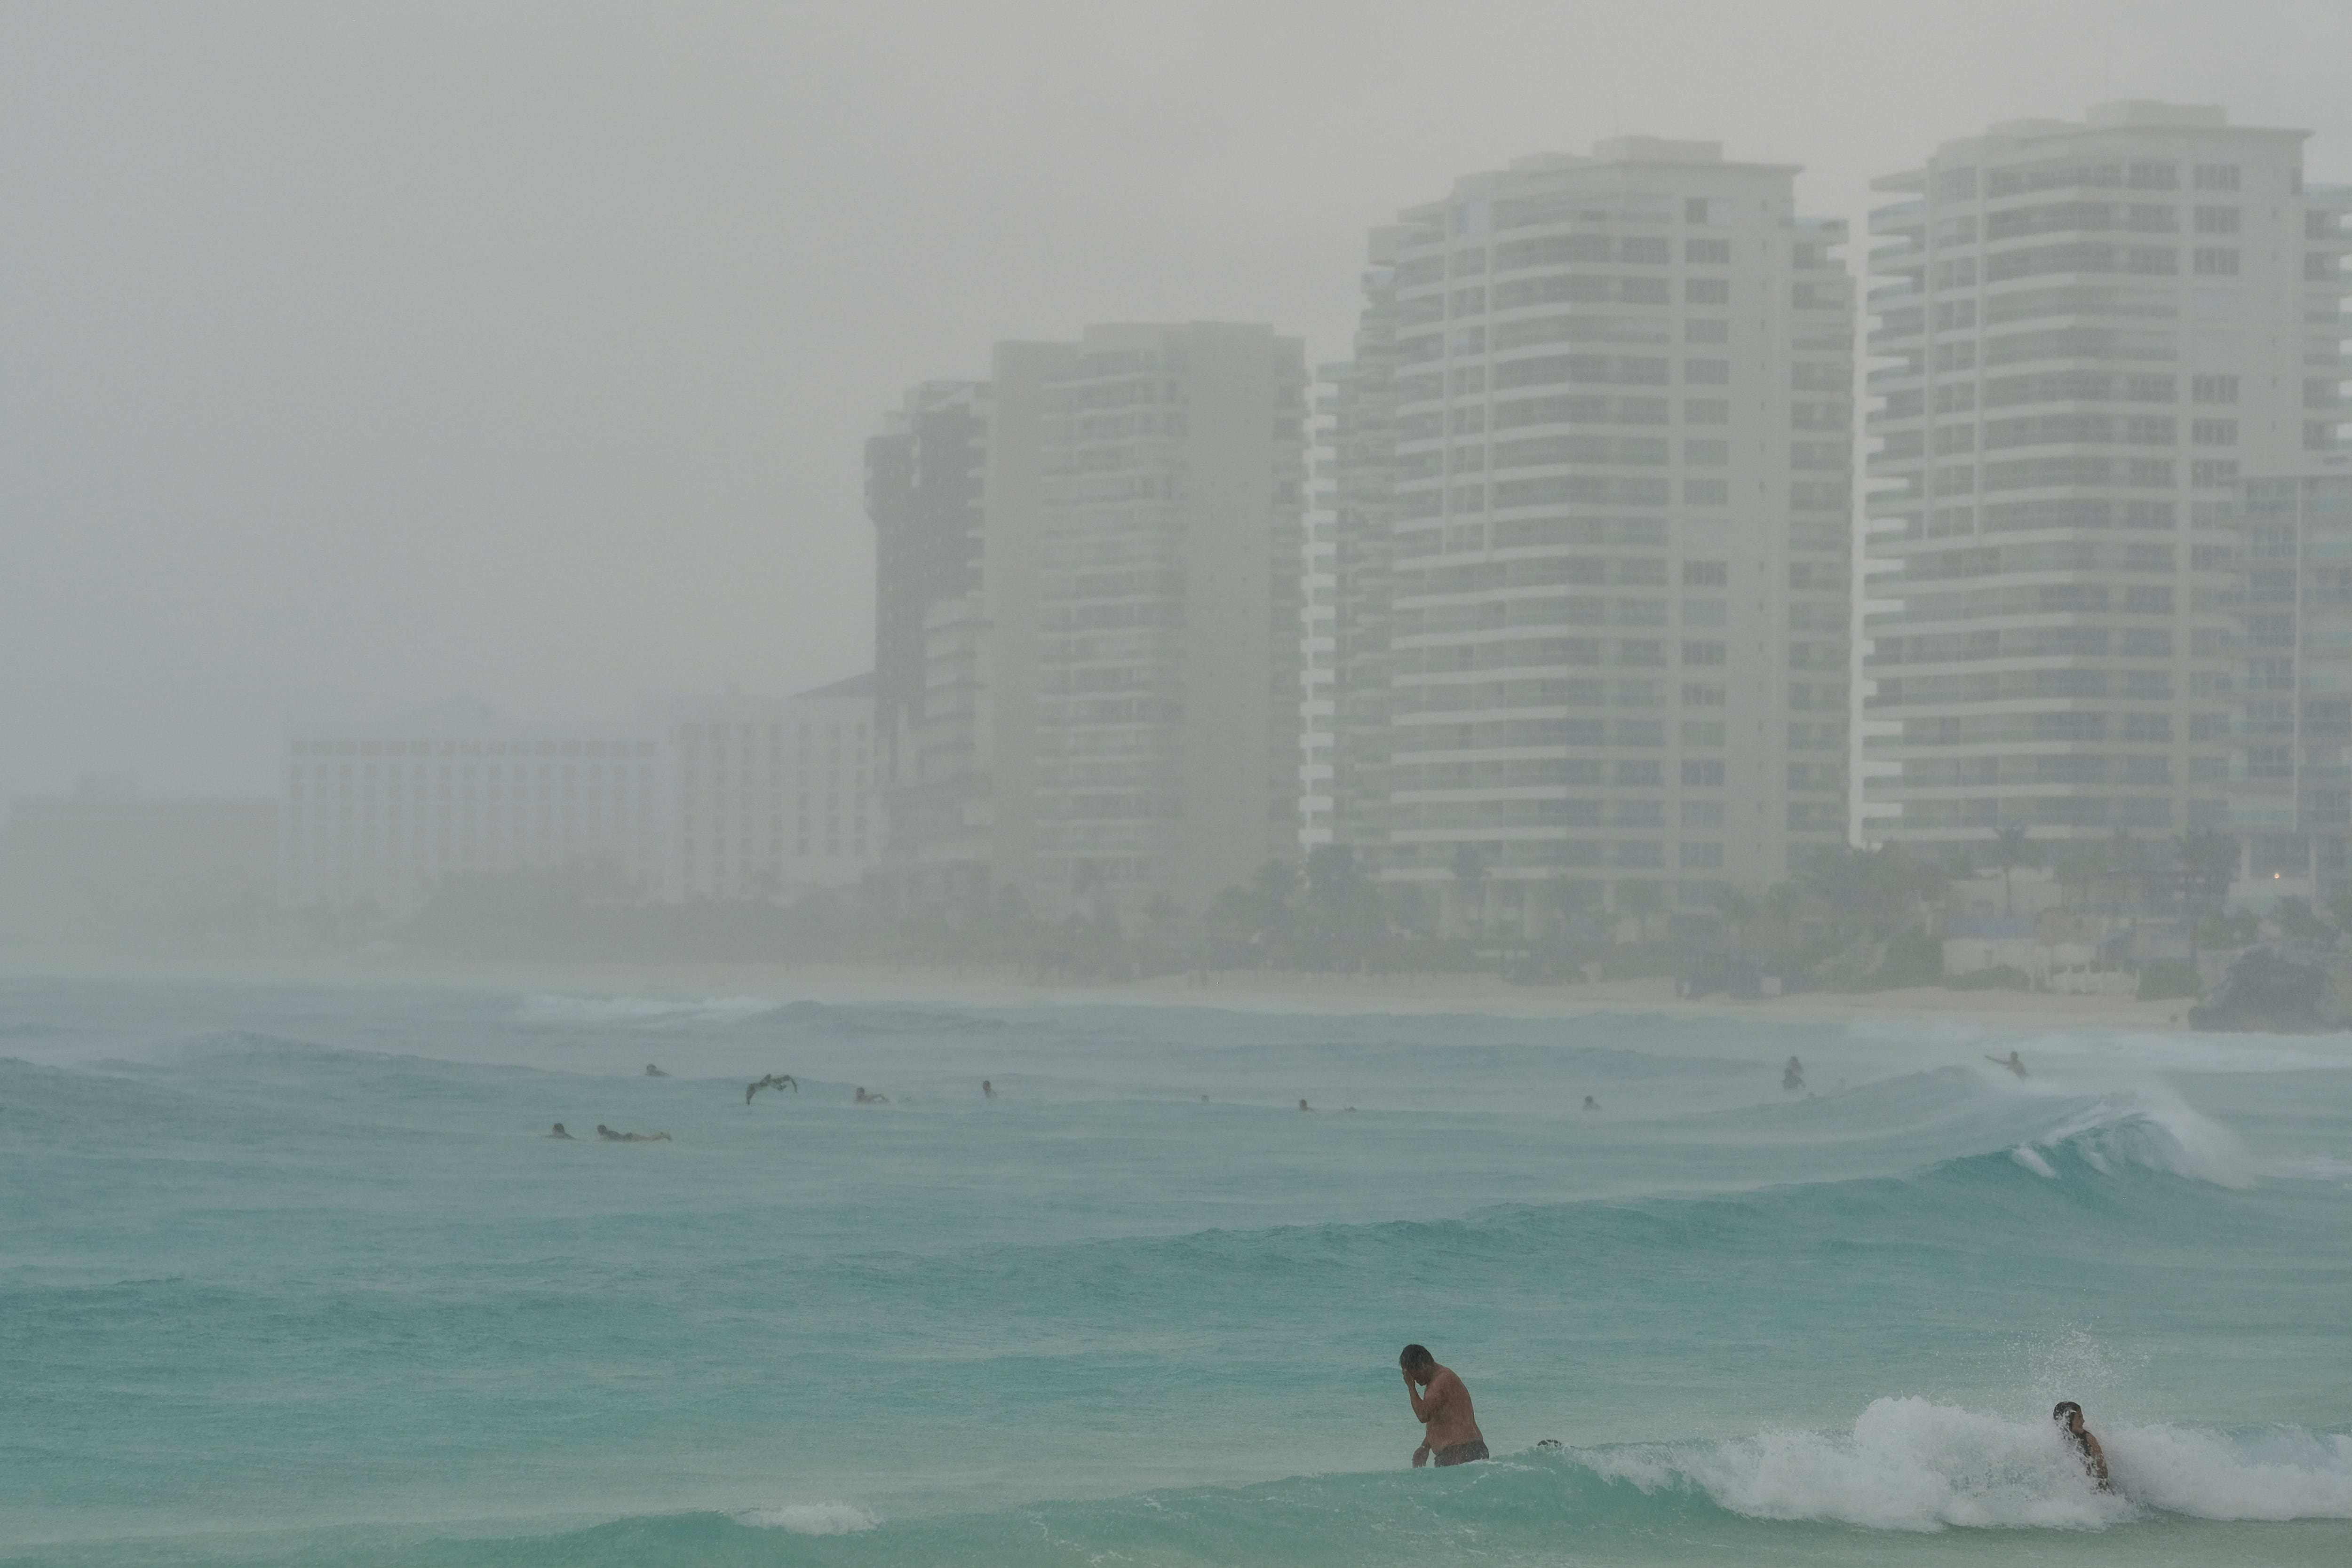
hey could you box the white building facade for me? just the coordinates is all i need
[642,676,877,904]
[1024,323,1309,917]
[1862,102,2351,857]
[281,680,877,914]
[1328,138,1856,932]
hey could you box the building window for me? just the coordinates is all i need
[2192,247,2239,276]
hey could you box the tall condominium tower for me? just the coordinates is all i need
[1327,139,1855,934]
[2226,463,2352,901]
[1316,227,1408,865]
[1298,382,1337,850]
[866,380,992,908]
[1862,102,2350,857]
[1019,322,1308,918]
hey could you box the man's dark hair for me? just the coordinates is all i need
[2051,1401,2082,1421]
[1399,1343,1434,1370]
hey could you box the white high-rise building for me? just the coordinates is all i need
[1327,139,1856,933]
[866,381,992,911]
[1862,102,2352,858]
[2225,464,2352,903]
[1020,322,1308,918]
[1299,362,1341,848]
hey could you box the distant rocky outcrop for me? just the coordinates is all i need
[2189,946,2350,1034]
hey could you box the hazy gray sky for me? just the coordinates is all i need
[6,0,2347,795]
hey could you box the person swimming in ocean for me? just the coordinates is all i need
[546,1122,574,1139]
[746,1073,797,1104]
[855,1087,888,1104]
[644,1063,668,1077]
[596,1124,672,1142]
[1400,1344,1487,1467]
[1987,1050,2028,1079]
[2052,1401,2108,1489]
[1582,1095,1601,1111]
[1783,1055,1805,1093]
[1298,1098,1313,1111]
[982,1079,996,1099]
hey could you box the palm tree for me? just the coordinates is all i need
[2173,828,2242,959]
[2103,828,2145,915]
[1712,885,1759,955]
[1617,879,1665,945]
[1448,842,1487,932]
[1989,825,2037,918]
[2051,843,2100,913]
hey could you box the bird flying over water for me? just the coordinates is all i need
[746,1073,798,1104]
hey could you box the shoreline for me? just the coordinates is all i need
[0,951,2195,1032]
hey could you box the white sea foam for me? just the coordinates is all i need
[2251,1152,2352,1182]
[1586,1396,2352,1530]
[2114,1423,2352,1520]
[2029,1083,2254,1188]
[2010,1144,2058,1178]
[1845,1018,2352,1076]
[520,993,778,1026]
[1592,1397,2127,1529]
[734,1501,879,1534]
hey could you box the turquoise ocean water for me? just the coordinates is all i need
[3,976,2349,1566]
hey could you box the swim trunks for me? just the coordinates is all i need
[1433,1440,1489,1466]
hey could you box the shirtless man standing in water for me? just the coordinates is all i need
[1400,1344,1487,1466]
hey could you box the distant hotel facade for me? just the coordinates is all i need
[279,679,876,913]
[1861,102,2352,856]
[1323,138,1857,930]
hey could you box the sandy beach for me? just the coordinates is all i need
[3,950,2196,1032]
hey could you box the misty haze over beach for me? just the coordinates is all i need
[7,6,2352,1567]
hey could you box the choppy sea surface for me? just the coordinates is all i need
[3,976,2349,1567]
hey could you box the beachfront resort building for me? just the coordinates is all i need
[1322,138,1857,933]
[279,680,878,914]
[1860,101,2352,861]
